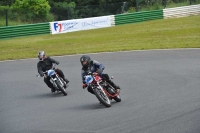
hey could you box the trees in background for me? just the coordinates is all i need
[0,0,129,22]
[49,0,129,20]
[12,0,50,20]
[0,0,51,23]
[0,0,197,25]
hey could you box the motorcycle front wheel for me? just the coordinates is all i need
[93,87,111,107]
[55,80,67,96]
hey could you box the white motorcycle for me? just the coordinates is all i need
[37,64,68,96]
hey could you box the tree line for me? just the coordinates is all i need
[0,0,197,24]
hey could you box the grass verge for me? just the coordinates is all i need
[0,15,200,61]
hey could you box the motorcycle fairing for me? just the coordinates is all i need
[85,75,93,85]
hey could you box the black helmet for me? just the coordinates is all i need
[80,55,91,67]
[38,51,45,61]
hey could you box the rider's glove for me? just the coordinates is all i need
[82,83,87,89]
[93,72,98,76]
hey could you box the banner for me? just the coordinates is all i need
[50,16,112,34]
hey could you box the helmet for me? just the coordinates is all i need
[80,55,91,67]
[38,51,45,61]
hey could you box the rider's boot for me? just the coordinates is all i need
[107,80,120,92]
[47,83,56,93]
[60,75,69,84]
[50,87,56,93]
[63,78,69,88]
[64,78,69,84]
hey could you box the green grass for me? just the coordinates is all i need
[0,15,200,61]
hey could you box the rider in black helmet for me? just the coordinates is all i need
[37,51,69,93]
[80,55,120,94]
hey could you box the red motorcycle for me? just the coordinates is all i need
[84,72,121,107]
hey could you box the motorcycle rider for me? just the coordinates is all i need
[80,55,120,94]
[37,51,69,93]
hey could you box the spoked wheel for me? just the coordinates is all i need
[55,80,67,96]
[93,87,111,107]
[107,85,121,102]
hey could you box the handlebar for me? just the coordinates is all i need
[36,63,57,78]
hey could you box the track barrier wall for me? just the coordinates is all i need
[0,4,199,40]
[0,22,50,39]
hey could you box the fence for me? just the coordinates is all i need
[115,10,163,25]
[0,23,50,39]
[163,4,200,18]
[0,0,200,27]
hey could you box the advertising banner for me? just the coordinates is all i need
[50,16,111,34]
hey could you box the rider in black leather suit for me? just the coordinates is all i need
[37,51,69,92]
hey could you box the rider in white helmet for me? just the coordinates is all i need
[37,51,69,92]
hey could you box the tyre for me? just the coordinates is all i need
[55,80,67,96]
[113,94,121,102]
[107,85,121,102]
[93,87,111,107]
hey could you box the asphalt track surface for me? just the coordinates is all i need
[0,49,200,133]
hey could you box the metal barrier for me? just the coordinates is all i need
[0,22,50,39]
[163,4,200,18]
[114,10,163,25]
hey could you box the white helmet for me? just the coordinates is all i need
[38,51,45,61]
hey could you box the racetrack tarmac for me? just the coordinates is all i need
[0,49,200,133]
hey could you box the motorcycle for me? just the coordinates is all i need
[37,64,68,96]
[84,72,121,107]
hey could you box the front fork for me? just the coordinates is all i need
[50,74,64,89]
[96,82,109,97]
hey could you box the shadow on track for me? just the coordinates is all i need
[23,92,67,99]
[67,101,120,111]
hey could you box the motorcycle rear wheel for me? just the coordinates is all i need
[113,94,121,102]
[107,85,121,102]
[93,87,111,107]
